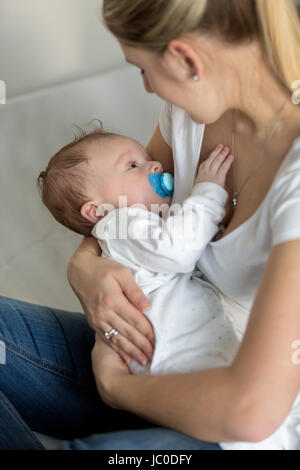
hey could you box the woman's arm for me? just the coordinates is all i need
[67,236,154,366]
[93,336,240,442]
[69,235,102,259]
[93,239,300,443]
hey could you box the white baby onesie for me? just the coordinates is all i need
[92,181,241,375]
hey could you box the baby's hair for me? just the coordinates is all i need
[37,120,119,236]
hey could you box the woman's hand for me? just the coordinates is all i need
[91,332,131,409]
[68,237,155,367]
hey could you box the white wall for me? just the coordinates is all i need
[0,0,124,98]
[0,0,163,311]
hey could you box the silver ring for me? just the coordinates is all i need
[104,328,119,341]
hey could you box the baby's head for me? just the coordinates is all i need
[37,123,171,236]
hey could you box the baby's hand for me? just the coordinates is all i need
[195,144,234,188]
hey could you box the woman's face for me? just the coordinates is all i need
[119,39,225,125]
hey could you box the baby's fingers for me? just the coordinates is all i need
[200,144,222,169]
[217,153,234,176]
[209,146,232,172]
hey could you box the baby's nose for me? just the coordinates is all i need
[150,161,163,174]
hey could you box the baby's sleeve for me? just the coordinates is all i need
[93,182,227,275]
[159,101,172,148]
[270,143,300,247]
[94,207,196,274]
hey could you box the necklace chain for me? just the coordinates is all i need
[231,99,289,209]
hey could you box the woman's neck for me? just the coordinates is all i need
[226,41,300,145]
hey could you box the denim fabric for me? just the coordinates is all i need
[59,428,221,450]
[0,295,222,450]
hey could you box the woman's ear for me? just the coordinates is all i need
[167,39,203,80]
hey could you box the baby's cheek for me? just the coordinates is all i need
[143,178,170,208]
[152,193,170,209]
[127,182,151,208]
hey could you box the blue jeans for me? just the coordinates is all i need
[0,295,222,450]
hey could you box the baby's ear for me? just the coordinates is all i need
[95,203,116,219]
[81,201,102,224]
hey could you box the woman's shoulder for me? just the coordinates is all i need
[268,135,300,210]
[272,136,300,186]
[269,136,300,247]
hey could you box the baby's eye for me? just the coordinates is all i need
[129,162,137,169]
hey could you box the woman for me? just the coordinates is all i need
[1,0,300,450]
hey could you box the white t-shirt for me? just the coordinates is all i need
[159,101,300,450]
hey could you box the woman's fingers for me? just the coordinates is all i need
[101,334,132,366]
[118,267,151,313]
[84,264,156,365]
[109,308,154,360]
[120,300,155,347]
[100,318,151,366]
[117,268,155,345]
[69,254,155,367]
[97,294,155,363]
[108,285,155,345]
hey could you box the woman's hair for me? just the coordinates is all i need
[103,0,300,92]
[37,121,118,237]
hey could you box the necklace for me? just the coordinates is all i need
[231,99,289,209]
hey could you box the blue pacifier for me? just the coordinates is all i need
[148,172,174,198]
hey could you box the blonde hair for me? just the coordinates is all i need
[103,0,300,92]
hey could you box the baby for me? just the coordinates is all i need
[38,123,240,375]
